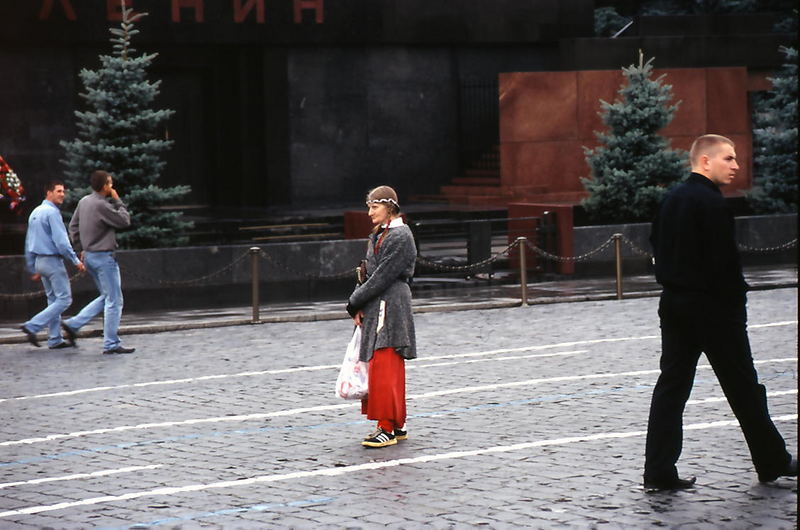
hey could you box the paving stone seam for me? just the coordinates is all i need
[2,357,795,448]
[1,415,795,520]
[2,321,793,403]
[1,386,794,473]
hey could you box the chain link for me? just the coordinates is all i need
[615,235,798,258]
[1,235,795,299]
[737,238,797,253]
[415,240,520,272]
[523,236,617,263]
[121,250,253,287]
[0,271,86,300]
[619,235,654,259]
[0,251,253,300]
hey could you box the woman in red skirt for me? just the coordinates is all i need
[346,186,417,448]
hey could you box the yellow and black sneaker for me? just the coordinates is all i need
[362,428,397,448]
[394,427,408,441]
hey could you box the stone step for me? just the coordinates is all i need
[441,184,548,196]
[463,168,500,179]
[451,175,501,186]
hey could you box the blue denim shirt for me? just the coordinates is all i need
[24,200,80,273]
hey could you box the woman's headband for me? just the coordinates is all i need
[366,197,399,208]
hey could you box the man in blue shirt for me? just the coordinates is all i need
[21,180,85,348]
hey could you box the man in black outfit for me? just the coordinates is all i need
[643,134,797,492]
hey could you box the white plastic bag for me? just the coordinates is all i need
[335,326,369,399]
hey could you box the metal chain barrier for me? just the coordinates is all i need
[0,270,86,301]
[522,236,616,263]
[3,234,795,304]
[0,250,253,300]
[737,238,797,253]
[616,235,798,258]
[121,250,253,287]
[415,240,520,272]
[619,235,654,259]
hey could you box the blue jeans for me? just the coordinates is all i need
[24,256,72,347]
[65,251,124,351]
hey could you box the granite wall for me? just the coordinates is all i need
[498,66,752,202]
[0,0,592,214]
[1,214,794,319]
[572,213,797,275]
[0,239,367,320]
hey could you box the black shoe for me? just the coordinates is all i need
[362,429,396,448]
[20,326,40,347]
[49,342,71,350]
[102,346,136,355]
[61,323,77,347]
[394,428,408,441]
[643,476,696,492]
[759,457,798,482]
[785,458,798,477]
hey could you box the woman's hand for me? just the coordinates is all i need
[353,310,364,327]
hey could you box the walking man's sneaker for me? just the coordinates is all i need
[394,427,408,441]
[102,346,136,355]
[362,429,397,448]
[49,342,71,350]
[20,326,40,347]
[61,322,77,347]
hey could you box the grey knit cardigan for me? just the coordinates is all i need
[348,223,417,362]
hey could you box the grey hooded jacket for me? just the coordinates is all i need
[348,223,417,362]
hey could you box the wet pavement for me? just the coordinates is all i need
[0,266,796,528]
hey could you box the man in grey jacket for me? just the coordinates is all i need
[63,170,135,355]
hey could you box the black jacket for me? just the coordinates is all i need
[651,173,747,298]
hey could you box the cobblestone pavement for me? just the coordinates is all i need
[0,289,796,529]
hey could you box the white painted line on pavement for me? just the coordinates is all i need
[3,319,794,404]
[0,349,587,407]
[410,357,796,400]
[0,357,794,448]
[1,338,651,403]
[0,414,795,519]
[688,389,797,405]
[411,349,587,369]
[751,321,799,328]
[0,367,339,404]
[0,402,355,447]
[0,465,161,490]
[425,338,653,359]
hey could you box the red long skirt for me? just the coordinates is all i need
[361,347,406,432]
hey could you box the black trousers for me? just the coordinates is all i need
[644,290,790,482]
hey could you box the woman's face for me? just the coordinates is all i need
[368,202,392,227]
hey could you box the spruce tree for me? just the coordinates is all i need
[748,46,798,213]
[60,2,191,248]
[581,53,688,223]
